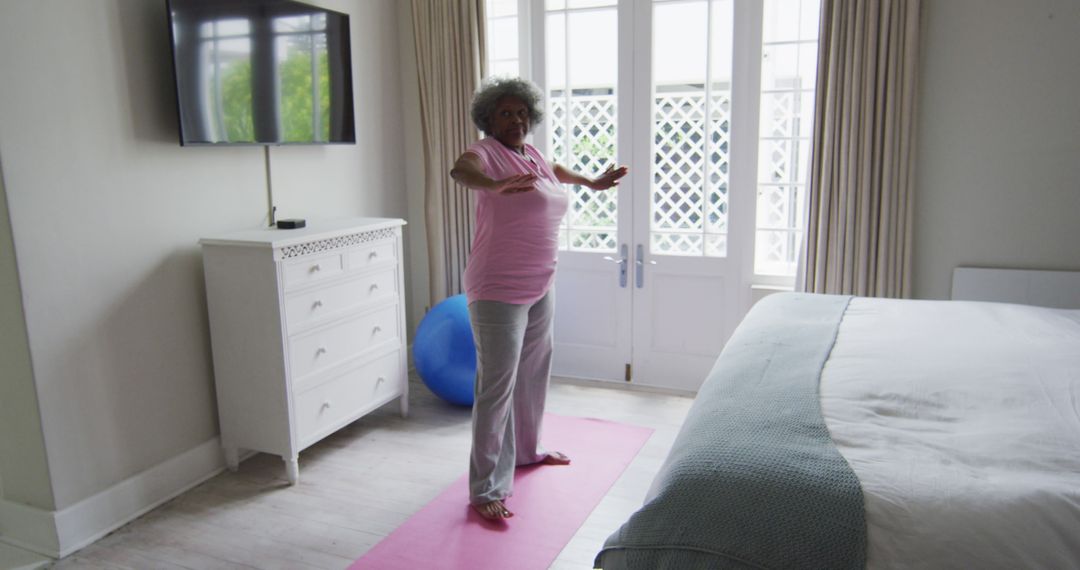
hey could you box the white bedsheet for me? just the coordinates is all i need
[821,298,1080,569]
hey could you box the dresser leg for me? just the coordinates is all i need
[223,445,240,472]
[399,394,409,418]
[284,456,300,485]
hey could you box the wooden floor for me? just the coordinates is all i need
[45,374,693,570]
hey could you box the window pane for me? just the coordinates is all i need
[755,229,799,275]
[798,90,815,128]
[568,0,618,7]
[546,13,567,90]
[548,5,619,253]
[202,18,249,37]
[761,44,800,89]
[653,2,707,86]
[800,0,822,40]
[489,59,519,78]
[488,0,517,18]
[796,140,811,184]
[758,138,794,184]
[760,92,795,138]
[274,14,325,32]
[754,0,819,276]
[798,43,818,86]
[550,0,617,9]
[200,36,253,142]
[651,0,731,258]
[710,2,734,83]
[484,1,518,78]
[567,10,617,87]
[762,0,799,42]
[275,29,330,143]
[487,17,518,66]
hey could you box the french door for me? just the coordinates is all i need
[489,0,813,391]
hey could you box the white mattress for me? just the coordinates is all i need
[821,298,1080,569]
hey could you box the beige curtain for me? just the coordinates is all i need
[411,0,486,306]
[800,0,921,297]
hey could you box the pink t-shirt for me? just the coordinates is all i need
[462,137,569,305]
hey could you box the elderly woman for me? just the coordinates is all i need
[450,77,628,521]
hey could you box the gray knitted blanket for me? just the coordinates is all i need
[595,293,864,570]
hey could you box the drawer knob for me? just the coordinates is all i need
[310,264,321,273]
[312,300,323,309]
[376,376,385,384]
[368,251,378,260]
[320,401,332,410]
[315,347,327,356]
[369,283,379,293]
[372,326,382,335]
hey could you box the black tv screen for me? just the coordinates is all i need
[166,0,355,145]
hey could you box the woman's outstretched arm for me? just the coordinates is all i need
[552,163,629,191]
[450,152,537,194]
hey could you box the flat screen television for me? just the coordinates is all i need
[166,0,355,145]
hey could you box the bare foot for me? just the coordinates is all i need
[541,451,571,465]
[472,499,513,520]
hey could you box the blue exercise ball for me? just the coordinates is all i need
[414,294,476,406]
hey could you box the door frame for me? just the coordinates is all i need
[523,0,765,390]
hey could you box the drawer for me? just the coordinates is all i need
[295,351,402,444]
[283,252,344,290]
[347,240,397,272]
[288,304,399,381]
[283,269,398,330]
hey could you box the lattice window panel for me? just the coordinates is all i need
[764,139,792,184]
[757,185,790,229]
[755,229,793,275]
[756,13,819,277]
[552,93,618,253]
[756,89,807,273]
[763,91,795,139]
[757,185,792,261]
[651,90,731,257]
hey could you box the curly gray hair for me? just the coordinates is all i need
[470,76,544,135]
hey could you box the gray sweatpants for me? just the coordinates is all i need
[467,290,554,505]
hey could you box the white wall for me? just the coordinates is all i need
[913,0,1080,299]
[0,0,406,528]
[0,157,54,512]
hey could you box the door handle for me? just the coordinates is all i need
[635,244,656,288]
[602,244,629,288]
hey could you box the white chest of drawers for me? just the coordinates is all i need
[200,217,408,484]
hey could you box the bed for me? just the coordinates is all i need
[594,293,1080,569]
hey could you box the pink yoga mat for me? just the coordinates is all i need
[350,413,653,570]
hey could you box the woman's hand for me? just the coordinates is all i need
[588,164,629,191]
[553,162,629,191]
[489,173,538,194]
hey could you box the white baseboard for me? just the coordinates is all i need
[552,375,696,398]
[0,437,226,559]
